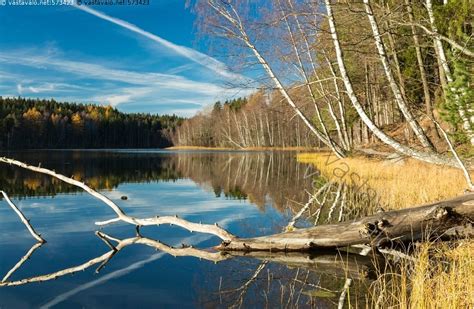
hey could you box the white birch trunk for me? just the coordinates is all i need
[278,1,345,157]
[406,0,433,117]
[363,0,434,150]
[324,0,458,167]
[207,0,348,155]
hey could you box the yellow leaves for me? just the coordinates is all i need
[88,109,100,121]
[71,113,84,132]
[71,113,82,125]
[50,113,62,125]
[23,177,42,191]
[71,170,84,181]
[22,107,42,121]
[104,105,113,119]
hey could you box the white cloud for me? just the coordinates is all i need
[165,63,195,75]
[0,50,247,114]
[0,51,233,93]
[28,83,55,93]
[16,84,23,95]
[93,88,151,107]
[0,4,256,116]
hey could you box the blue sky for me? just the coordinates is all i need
[0,1,252,116]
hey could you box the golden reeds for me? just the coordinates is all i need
[297,152,472,210]
[297,153,473,308]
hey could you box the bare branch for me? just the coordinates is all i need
[429,118,474,191]
[0,190,45,243]
[337,278,352,309]
[1,242,43,283]
[0,232,229,287]
[0,157,236,242]
[396,21,474,58]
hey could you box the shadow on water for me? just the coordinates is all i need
[0,150,384,308]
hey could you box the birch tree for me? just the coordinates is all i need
[405,0,433,118]
[200,0,347,157]
[363,0,434,150]
[323,0,459,167]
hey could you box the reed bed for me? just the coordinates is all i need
[368,241,474,308]
[297,152,473,308]
[297,152,472,210]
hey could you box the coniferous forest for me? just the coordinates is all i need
[0,97,183,149]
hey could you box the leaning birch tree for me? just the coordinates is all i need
[194,0,469,168]
[322,0,460,167]
[363,0,435,151]
[199,0,347,157]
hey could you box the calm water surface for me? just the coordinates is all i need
[0,150,373,308]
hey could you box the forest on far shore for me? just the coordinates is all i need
[0,97,183,149]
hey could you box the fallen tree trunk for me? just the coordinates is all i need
[217,193,474,251]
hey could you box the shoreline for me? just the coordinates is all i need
[165,146,322,152]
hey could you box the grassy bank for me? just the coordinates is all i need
[367,240,474,308]
[297,152,471,210]
[298,152,473,308]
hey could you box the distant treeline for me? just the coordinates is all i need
[173,95,324,148]
[0,97,184,149]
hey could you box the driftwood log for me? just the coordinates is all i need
[218,193,474,251]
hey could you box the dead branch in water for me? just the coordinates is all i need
[226,250,374,281]
[0,157,235,242]
[0,231,374,287]
[1,190,45,243]
[337,278,352,309]
[1,156,473,255]
[1,242,43,283]
[0,231,229,287]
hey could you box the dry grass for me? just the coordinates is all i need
[297,152,472,210]
[371,241,474,308]
[297,153,473,308]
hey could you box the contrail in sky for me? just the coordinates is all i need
[74,5,242,80]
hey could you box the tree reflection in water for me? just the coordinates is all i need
[0,150,385,307]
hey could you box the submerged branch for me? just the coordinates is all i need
[337,278,352,309]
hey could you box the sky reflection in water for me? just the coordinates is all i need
[0,150,329,308]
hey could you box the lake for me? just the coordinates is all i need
[0,150,375,308]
